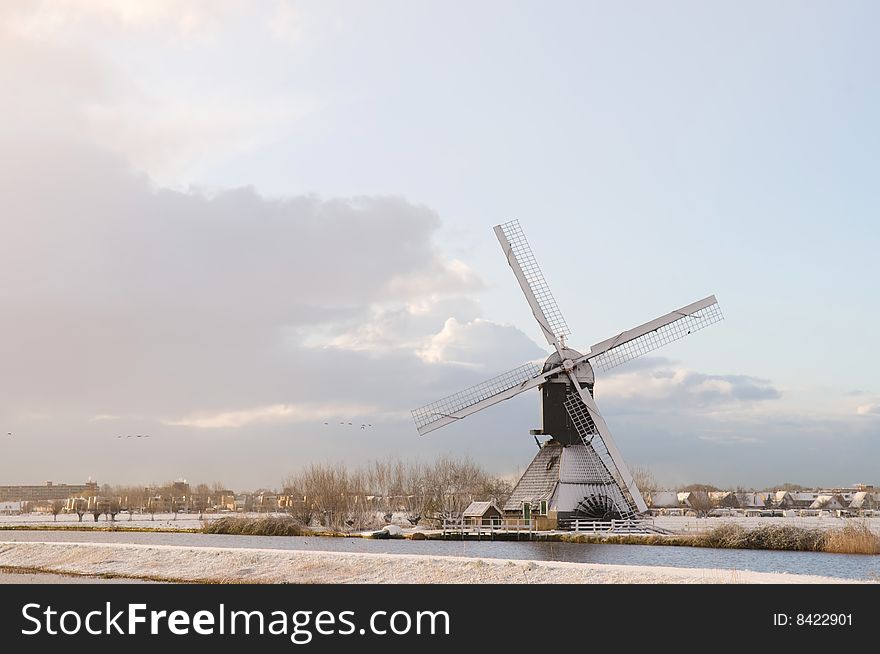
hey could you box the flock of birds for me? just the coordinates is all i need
[325,421,374,430]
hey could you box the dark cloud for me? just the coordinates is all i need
[0,138,546,486]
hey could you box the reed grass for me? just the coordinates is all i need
[822,523,880,555]
[201,516,307,537]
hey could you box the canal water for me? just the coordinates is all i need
[1,530,877,581]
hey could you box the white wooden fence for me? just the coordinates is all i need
[569,518,657,533]
[441,518,534,536]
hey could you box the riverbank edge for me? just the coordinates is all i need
[0,541,863,584]
[3,524,879,556]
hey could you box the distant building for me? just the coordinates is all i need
[463,501,503,526]
[647,491,680,509]
[677,491,709,510]
[809,495,846,511]
[736,492,765,509]
[849,492,879,511]
[709,491,739,508]
[787,492,819,508]
[773,491,795,508]
[0,501,22,515]
[0,480,98,502]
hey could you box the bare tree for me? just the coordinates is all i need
[50,500,64,522]
[282,457,514,530]
[73,498,86,522]
[632,465,658,494]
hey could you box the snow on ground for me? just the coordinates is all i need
[0,512,235,530]
[0,541,865,584]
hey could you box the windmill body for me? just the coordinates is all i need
[412,220,723,529]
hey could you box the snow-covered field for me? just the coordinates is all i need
[0,512,231,530]
[0,541,863,584]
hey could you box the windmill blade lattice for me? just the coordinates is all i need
[589,297,723,372]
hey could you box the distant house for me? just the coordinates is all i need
[0,501,22,515]
[736,493,765,509]
[773,491,795,509]
[234,494,253,512]
[463,501,503,526]
[709,491,739,508]
[850,492,879,511]
[810,495,846,511]
[788,492,819,508]
[677,491,709,510]
[648,491,680,509]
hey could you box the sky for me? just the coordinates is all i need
[1,1,878,490]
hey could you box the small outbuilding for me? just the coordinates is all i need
[463,501,503,526]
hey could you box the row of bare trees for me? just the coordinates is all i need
[282,457,513,531]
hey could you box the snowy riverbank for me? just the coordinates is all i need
[0,541,864,584]
[3,513,879,536]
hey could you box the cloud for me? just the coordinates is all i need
[857,403,880,416]
[164,402,377,429]
[597,364,782,412]
[418,318,547,369]
[0,3,313,182]
[3,1,242,40]
[0,133,550,485]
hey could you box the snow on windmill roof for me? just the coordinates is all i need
[463,501,500,517]
[503,442,561,512]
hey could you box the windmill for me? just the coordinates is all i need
[411,220,723,529]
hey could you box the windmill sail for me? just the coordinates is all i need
[495,220,571,348]
[411,362,544,435]
[565,389,647,518]
[588,295,723,372]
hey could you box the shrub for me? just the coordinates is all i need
[202,516,306,536]
[695,524,825,551]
